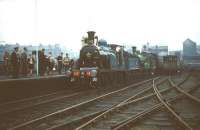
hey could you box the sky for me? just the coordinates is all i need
[0,0,200,51]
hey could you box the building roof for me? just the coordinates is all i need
[183,38,196,45]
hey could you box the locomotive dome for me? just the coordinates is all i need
[98,39,108,47]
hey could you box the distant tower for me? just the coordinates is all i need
[183,38,197,56]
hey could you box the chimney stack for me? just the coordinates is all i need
[132,46,136,54]
[87,31,96,45]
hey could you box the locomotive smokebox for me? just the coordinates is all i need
[87,31,96,45]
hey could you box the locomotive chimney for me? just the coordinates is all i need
[132,46,136,54]
[87,31,96,45]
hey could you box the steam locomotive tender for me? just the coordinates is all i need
[162,55,180,74]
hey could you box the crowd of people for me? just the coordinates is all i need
[2,47,73,78]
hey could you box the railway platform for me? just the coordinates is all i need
[0,74,68,104]
[0,74,65,82]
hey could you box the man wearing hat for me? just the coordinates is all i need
[38,48,46,76]
[11,47,20,78]
[21,47,28,76]
[63,53,70,72]
[57,52,63,74]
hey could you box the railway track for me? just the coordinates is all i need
[0,85,132,129]
[153,79,193,130]
[3,74,199,130]
[6,77,161,130]
[1,78,149,129]
[0,77,149,117]
[110,76,200,130]
[74,78,172,130]
[0,89,91,129]
[73,74,200,130]
[75,81,169,130]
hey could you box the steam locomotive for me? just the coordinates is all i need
[66,31,158,87]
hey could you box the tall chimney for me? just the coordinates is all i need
[87,31,96,45]
[132,46,136,54]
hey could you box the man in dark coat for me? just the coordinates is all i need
[21,47,28,76]
[38,49,46,76]
[63,53,70,72]
[11,47,20,78]
[57,53,63,74]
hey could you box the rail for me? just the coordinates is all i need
[75,78,167,130]
[112,80,198,130]
[169,78,200,104]
[8,77,157,130]
[153,79,193,130]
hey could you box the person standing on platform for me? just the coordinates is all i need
[3,51,10,76]
[38,49,46,76]
[28,54,35,76]
[70,59,74,69]
[63,53,70,72]
[11,47,20,78]
[57,53,63,74]
[21,47,28,76]
[47,52,54,75]
[38,50,42,76]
